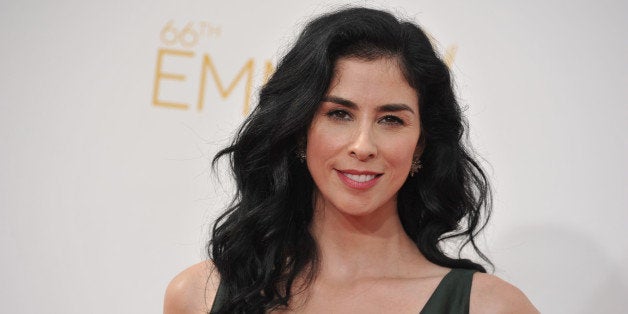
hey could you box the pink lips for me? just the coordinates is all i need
[336,169,382,190]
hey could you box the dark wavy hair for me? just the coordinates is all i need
[208,7,492,313]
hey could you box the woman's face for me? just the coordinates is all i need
[306,57,421,217]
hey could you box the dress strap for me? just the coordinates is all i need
[420,268,477,314]
[209,279,227,313]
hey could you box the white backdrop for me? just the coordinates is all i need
[1,0,626,313]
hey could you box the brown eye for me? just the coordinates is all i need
[326,110,352,121]
[380,115,405,126]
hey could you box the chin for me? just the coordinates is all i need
[332,197,393,218]
[337,206,377,217]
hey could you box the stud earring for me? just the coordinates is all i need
[410,157,422,177]
[296,139,306,163]
[296,149,306,163]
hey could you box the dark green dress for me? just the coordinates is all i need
[420,268,476,313]
[210,268,476,313]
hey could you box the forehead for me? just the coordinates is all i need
[326,57,418,109]
[332,56,405,79]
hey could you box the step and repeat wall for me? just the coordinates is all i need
[1,0,626,313]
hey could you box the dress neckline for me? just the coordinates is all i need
[210,268,476,313]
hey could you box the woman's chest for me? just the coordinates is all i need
[274,277,441,314]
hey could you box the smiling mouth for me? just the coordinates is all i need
[343,173,378,182]
[336,170,383,189]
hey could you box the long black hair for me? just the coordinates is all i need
[209,7,492,313]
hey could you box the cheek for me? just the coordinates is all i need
[307,122,347,161]
[380,137,418,169]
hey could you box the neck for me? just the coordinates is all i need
[310,196,426,282]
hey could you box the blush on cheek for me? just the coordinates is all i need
[310,132,344,152]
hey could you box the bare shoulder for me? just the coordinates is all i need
[470,272,539,314]
[164,260,221,314]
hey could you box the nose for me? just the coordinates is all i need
[349,125,377,161]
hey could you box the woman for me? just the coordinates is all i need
[165,7,538,314]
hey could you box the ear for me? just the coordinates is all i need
[414,134,426,158]
[297,136,307,151]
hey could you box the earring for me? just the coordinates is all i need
[296,139,306,163]
[296,149,306,163]
[410,157,422,177]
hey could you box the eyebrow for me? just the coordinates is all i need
[322,95,416,115]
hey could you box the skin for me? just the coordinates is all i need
[164,57,539,314]
[306,57,422,224]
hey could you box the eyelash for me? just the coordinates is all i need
[380,115,405,126]
[326,109,351,121]
[325,110,406,126]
